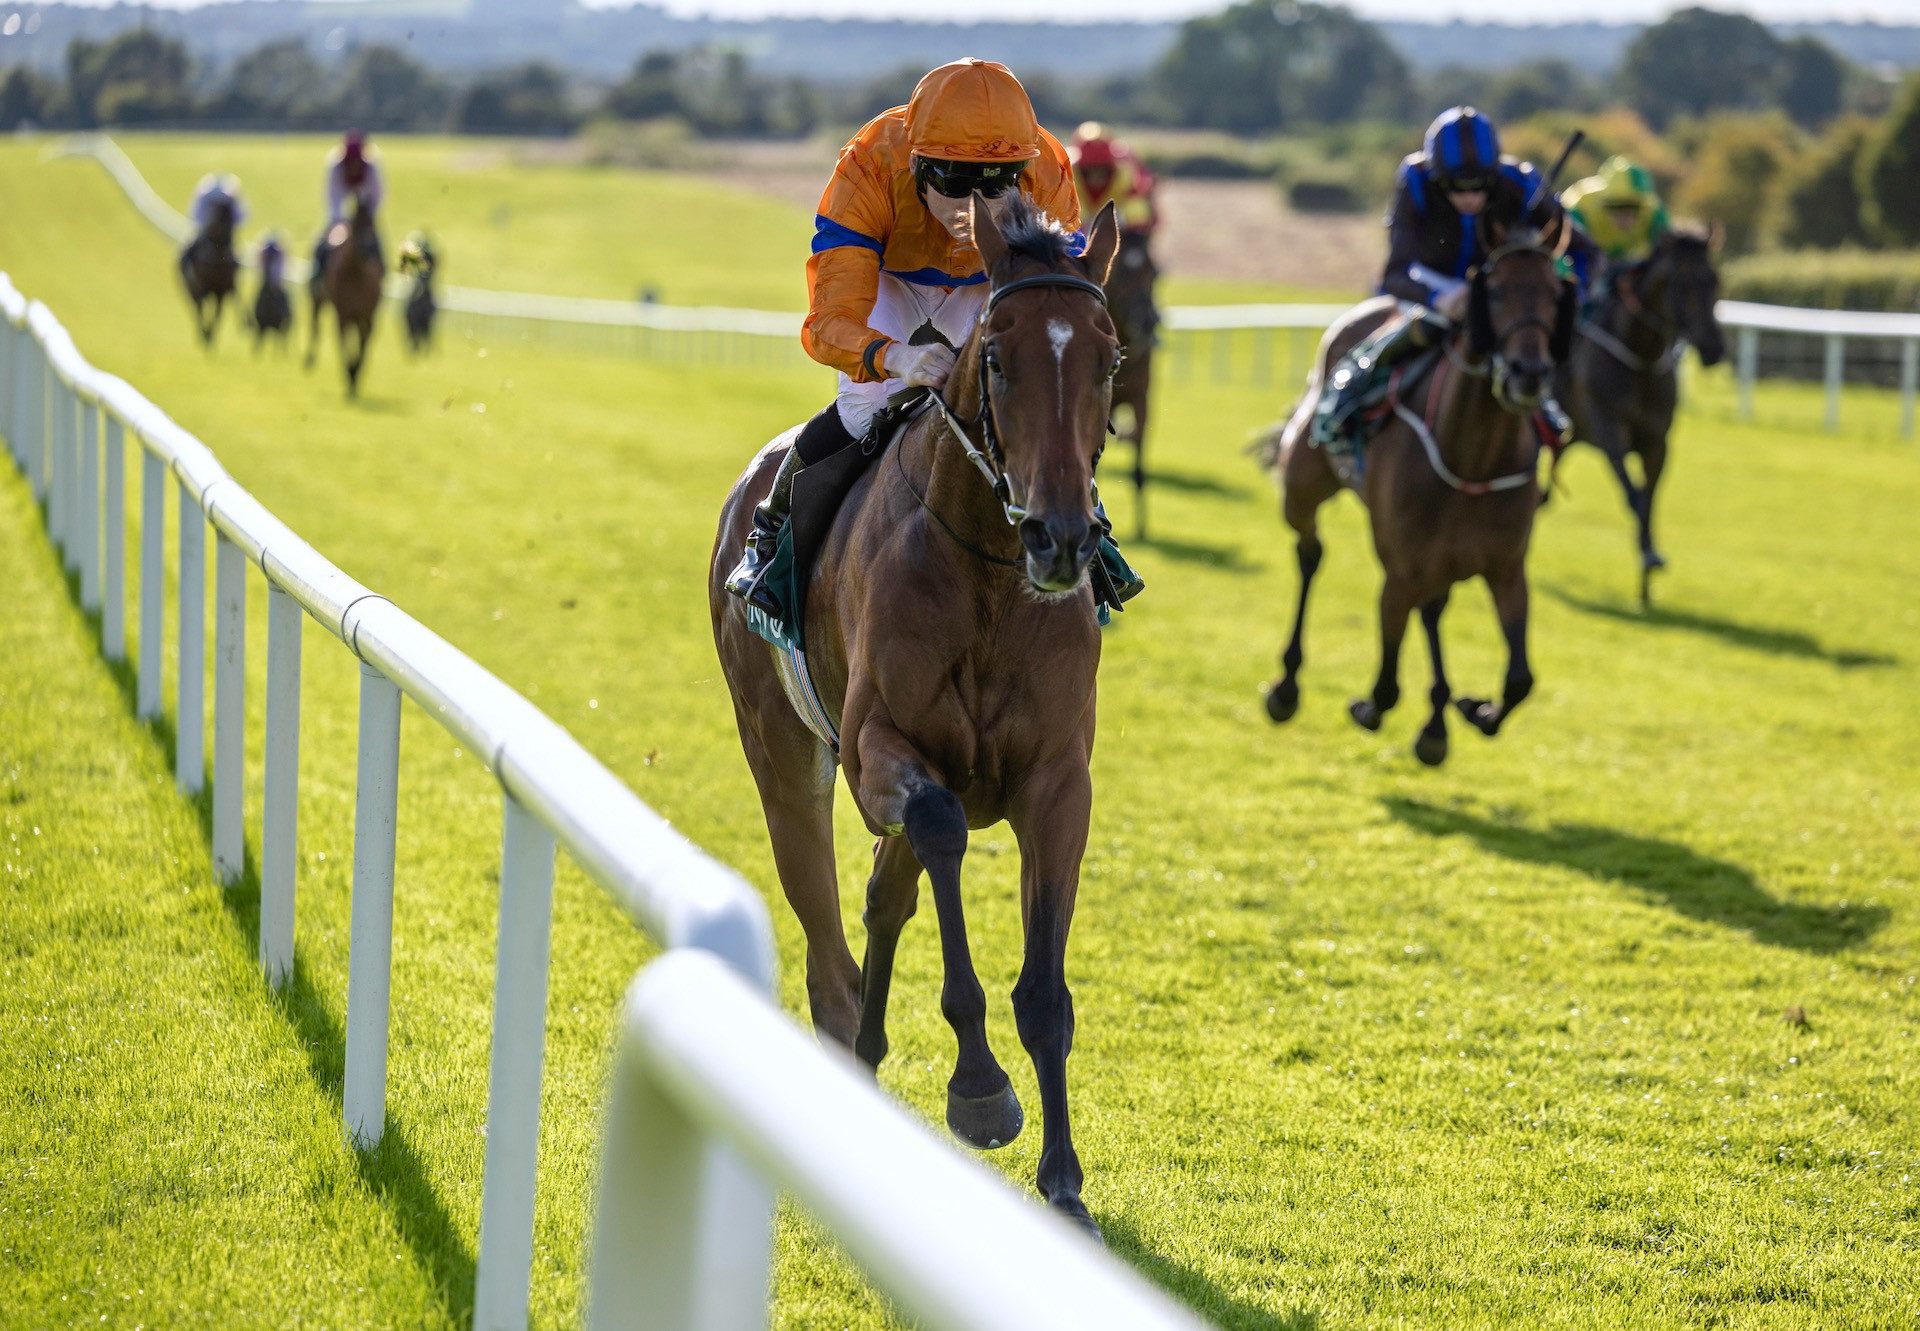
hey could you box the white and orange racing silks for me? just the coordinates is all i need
[801,109,1082,384]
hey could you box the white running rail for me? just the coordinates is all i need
[0,270,1212,1331]
[64,133,1920,436]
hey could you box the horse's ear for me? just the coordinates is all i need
[1467,269,1496,358]
[1082,200,1121,287]
[1551,279,1579,363]
[969,193,1008,274]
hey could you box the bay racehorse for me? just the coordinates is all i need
[711,196,1122,1236]
[1108,231,1159,538]
[306,200,384,397]
[1558,227,1726,606]
[1263,207,1576,765]
[178,197,239,347]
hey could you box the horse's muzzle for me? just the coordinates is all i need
[1019,515,1099,594]
[1495,360,1549,413]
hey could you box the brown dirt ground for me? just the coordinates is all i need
[680,138,1384,296]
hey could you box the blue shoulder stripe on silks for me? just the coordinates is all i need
[884,267,988,287]
[811,215,885,256]
[1404,160,1427,213]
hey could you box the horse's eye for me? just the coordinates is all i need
[983,346,1002,374]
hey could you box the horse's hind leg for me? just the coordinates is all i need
[1130,404,1149,541]
[1009,761,1098,1238]
[1458,566,1533,737]
[1636,434,1670,606]
[1414,591,1452,766]
[1266,532,1323,723]
[1350,573,1415,732]
[1267,455,1336,723]
[854,834,922,1070]
[304,292,322,369]
[853,716,1019,1150]
[737,707,860,1046]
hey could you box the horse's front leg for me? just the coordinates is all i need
[1414,591,1452,766]
[1350,571,1415,732]
[1458,565,1533,736]
[854,833,922,1070]
[851,715,1020,1151]
[1009,759,1098,1239]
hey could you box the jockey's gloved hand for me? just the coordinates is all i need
[1435,285,1471,323]
[886,342,956,389]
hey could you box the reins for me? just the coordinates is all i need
[922,271,1110,540]
[1580,278,1685,375]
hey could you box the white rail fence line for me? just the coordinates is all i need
[64,133,1919,436]
[0,271,1210,1331]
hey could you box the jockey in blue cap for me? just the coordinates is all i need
[1315,107,1594,450]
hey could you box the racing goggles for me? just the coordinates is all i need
[1440,172,1494,194]
[916,157,1029,200]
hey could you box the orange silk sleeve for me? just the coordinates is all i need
[802,132,899,382]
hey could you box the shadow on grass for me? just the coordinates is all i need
[1137,532,1260,573]
[1383,797,1888,955]
[1102,1214,1319,1331]
[66,555,478,1327]
[1141,468,1258,502]
[1544,585,1899,670]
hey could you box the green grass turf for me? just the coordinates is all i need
[102,131,1351,309]
[2,136,1918,1329]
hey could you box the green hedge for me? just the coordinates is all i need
[1722,247,1920,311]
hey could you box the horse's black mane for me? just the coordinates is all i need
[996,191,1076,267]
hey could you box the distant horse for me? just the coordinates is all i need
[1559,227,1726,607]
[1262,206,1576,765]
[403,251,437,354]
[252,241,292,354]
[711,197,1122,1236]
[1108,230,1159,538]
[178,197,239,347]
[307,200,384,397]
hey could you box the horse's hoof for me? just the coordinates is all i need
[1049,1195,1104,1245]
[1455,698,1499,737]
[1265,679,1299,724]
[1643,549,1667,572]
[947,1082,1023,1150]
[1414,730,1449,767]
[1348,699,1383,732]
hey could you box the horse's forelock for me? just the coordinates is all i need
[993,191,1077,270]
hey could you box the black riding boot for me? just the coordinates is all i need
[1312,305,1448,450]
[724,404,857,616]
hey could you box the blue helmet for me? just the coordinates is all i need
[1424,107,1501,190]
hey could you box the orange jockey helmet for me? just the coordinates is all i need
[905,59,1043,201]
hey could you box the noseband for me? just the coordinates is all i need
[933,273,1111,528]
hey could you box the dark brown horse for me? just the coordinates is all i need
[1108,230,1158,538]
[178,197,239,347]
[1558,227,1726,606]
[1263,210,1575,765]
[306,200,384,397]
[711,196,1122,1236]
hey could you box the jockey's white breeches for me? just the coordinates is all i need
[834,274,987,437]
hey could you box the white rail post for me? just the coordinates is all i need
[1736,325,1757,422]
[213,534,247,886]
[137,451,164,719]
[176,480,206,795]
[343,662,402,1150]
[1,320,14,467]
[103,417,126,662]
[1900,336,1917,442]
[48,372,68,554]
[259,584,302,987]
[1823,333,1843,433]
[589,1021,774,1331]
[79,399,100,612]
[473,795,557,1331]
[26,342,46,500]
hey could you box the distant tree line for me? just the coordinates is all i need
[0,3,1889,141]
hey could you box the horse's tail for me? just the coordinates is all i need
[1246,419,1289,473]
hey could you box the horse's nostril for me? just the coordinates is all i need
[1019,519,1057,561]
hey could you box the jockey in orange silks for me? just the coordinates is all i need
[726,59,1099,613]
[1068,122,1158,242]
